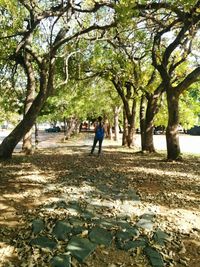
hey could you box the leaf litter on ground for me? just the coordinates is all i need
[0,133,200,266]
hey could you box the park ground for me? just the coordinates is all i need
[0,131,200,267]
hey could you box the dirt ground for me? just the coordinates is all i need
[0,132,200,267]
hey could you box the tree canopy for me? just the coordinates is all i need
[0,0,199,159]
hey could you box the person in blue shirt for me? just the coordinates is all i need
[90,116,105,156]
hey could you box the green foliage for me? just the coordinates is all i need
[39,75,118,125]
[0,0,26,42]
[0,0,199,135]
[116,0,138,24]
[0,94,20,125]
[154,85,200,129]
[180,84,200,128]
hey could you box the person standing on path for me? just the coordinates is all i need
[90,116,105,156]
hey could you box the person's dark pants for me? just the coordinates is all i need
[91,137,103,154]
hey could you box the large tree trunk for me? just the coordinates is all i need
[114,106,121,141]
[0,90,47,159]
[140,95,146,151]
[122,109,128,146]
[166,91,181,160]
[63,116,67,140]
[22,128,33,154]
[145,85,164,152]
[126,116,136,148]
[126,98,137,148]
[22,53,36,154]
[0,59,54,159]
[143,95,158,152]
[34,122,39,149]
[112,79,137,147]
[65,117,78,139]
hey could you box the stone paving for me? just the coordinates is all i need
[29,190,170,267]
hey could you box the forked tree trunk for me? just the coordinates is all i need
[112,79,137,147]
[166,91,181,160]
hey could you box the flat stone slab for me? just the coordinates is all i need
[116,230,134,250]
[93,218,118,229]
[50,254,71,267]
[144,246,164,267]
[117,220,133,229]
[69,217,85,235]
[30,236,57,250]
[116,231,134,242]
[153,229,170,246]
[32,219,45,234]
[89,227,113,246]
[126,227,140,237]
[67,236,96,263]
[136,213,155,230]
[53,220,72,241]
[123,237,148,251]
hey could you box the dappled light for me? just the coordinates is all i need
[0,136,200,266]
[0,0,200,265]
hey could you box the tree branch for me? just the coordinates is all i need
[175,66,200,94]
[53,21,116,52]
[25,46,43,67]
[136,2,185,19]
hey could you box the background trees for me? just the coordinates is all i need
[136,1,200,159]
[0,0,116,159]
[0,0,199,160]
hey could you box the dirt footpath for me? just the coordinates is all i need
[22,130,200,155]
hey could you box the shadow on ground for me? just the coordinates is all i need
[0,144,200,266]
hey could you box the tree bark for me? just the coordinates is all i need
[143,95,158,152]
[0,90,48,159]
[141,81,164,153]
[0,59,54,159]
[22,53,36,154]
[122,108,128,146]
[63,116,67,140]
[140,94,146,151]
[112,79,137,148]
[166,91,181,160]
[66,117,78,139]
[34,123,39,149]
[114,106,121,141]
[126,103,136,148]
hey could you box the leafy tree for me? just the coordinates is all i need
[136,1,200,160]
[0,0,117,159]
